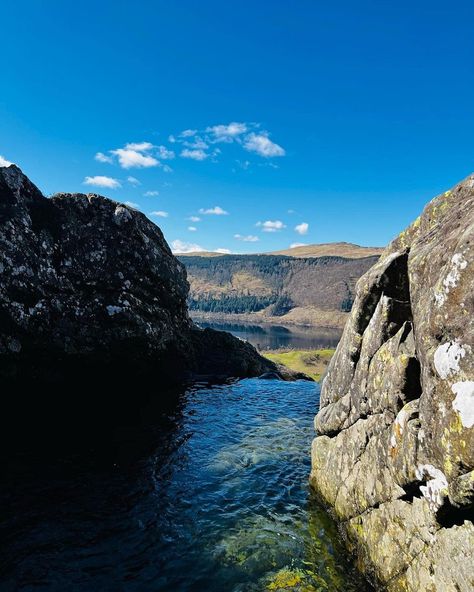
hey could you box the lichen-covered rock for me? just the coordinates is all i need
[0,164,282,393]
[310,174,474,590]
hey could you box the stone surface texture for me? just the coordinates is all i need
[0,164,287,387]
[311,174,474,591]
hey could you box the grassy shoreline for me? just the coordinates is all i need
[263,348,335,381]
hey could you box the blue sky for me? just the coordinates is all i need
[1,1,473,253]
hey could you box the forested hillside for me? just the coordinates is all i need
[179,253,380,327]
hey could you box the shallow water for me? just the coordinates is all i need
[1,379,369,591]
[192,318,342,351]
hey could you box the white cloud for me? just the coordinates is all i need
[256,220,286,232]
[244,132,285,157]
[188,226,197,232]
[288,209,295,214]
[95,141,176,169]
[125,141,154,151]
[183,136,208,150]
[207,122,247,142]
[234,234,259,242]
[171,239,205,253]
[295,222,309,235]
[83,175,121,189]
[290,242,307,249]
[168,135,176,143]
[199,206,229,215]
[94,152,113,164]
[144,190,159,197]
[149,210,168,218]
[180,129,197,138]
[124,201,139,209]
[127,176,141,186]
[215,248,231,254]
[157,145,175,159]
[162,164,173,173]
[180,148,208,161]
[0,155,13,167]
[111,146,159,169]
[188,216,201,222]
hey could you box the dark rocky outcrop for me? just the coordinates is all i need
[311,174,474,591]
[0,165,294,445]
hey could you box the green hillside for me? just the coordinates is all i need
[179,252,380,328]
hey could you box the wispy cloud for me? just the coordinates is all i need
[126,142,154,151]
[244,133,285,157]
[181,148,208,161]
[94,152,113,164]
[144,190,159,197]
[171,239,205,254]
[0,155,13,167]
[290,242,307,248]
[234,234,259,242]
[235,159,251,170]
[295,222,309,235]
[124,201,139,209]
[83,175,121,189]
[180,129,198,138]
[127,176,141,186]
[183,136,208,150]
[215,248,231,254]
[188,226,197,232]
[156,145,175,159]
[199,206,229,215]
[149,210,168,218]
[256,220,286,232]
[170,122,284,164]
[206,122,247,143]
[188,216,201,222]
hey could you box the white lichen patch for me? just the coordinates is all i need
[433,341,467,379]
[415,464,448,512]
[451,381,474,428]
[114,205,133,225]
[435,252,468,307]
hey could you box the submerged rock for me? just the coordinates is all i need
[310,174,474,591]
[0,164,293,442]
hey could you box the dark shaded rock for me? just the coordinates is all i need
[0,165,300,446]
[310,174,474,591]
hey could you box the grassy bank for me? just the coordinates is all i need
[263,348,335,381]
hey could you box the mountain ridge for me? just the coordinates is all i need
[179,251,381,328]
[178,241,384,259]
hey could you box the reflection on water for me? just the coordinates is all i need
[1,380,370,591]
[193,318,342,351]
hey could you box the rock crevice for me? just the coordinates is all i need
[311,174,474,591]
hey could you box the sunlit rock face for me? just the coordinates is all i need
[311,174,474,591]
[0,164,278,392]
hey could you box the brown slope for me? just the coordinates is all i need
[270,242,384,259]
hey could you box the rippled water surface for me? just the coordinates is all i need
[2,379,370,591]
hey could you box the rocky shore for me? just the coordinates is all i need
[310,174,474,590]
[0,164,300,446]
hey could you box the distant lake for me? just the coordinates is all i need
[193,318,342,351]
